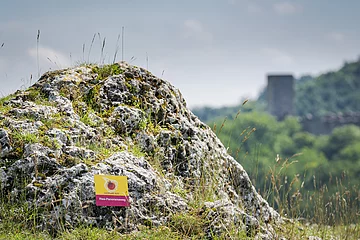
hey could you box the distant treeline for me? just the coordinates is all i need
[193,58,360,121]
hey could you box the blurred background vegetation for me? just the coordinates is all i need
[192,58,360,224]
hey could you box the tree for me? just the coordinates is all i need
[323,125,360,159]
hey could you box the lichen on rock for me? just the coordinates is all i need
[0,62,282,238]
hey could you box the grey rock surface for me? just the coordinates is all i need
[0,128,11,157]
[0,62,282,238]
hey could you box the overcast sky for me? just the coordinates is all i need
[0,0,359,108]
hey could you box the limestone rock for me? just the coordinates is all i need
[0,129,11,157]
[0,62,282,238]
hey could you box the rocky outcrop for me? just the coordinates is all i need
[0,62,282,238]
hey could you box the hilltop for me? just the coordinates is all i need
[294,59,360,116]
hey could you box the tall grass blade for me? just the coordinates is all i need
[36,30,40,78]
[82,43,85,62]
[101,37,106,64]
[97,33,101,63]
[88,33,96,63]
[113,33,121,63]
[121,26,124,61]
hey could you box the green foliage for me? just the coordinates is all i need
[41,112,74,130]
[59,227,119,240]
[213,112,286,171]
[88,141,123,161]
[0,94,15,113]
[140,117,163,135]
[210,111,359,224]
[26,87,45,103]
[170,185,188,199]
[117,225,184,240]
[4,130,39,161]
[0,94,13,105]
[92,64,124,80]
[82,84,101,112]
[42,135,62,150]
[338,142,360,163]
[292,132,316,149]
[0,199,50,239]
[323,125,360,159]
[11,131,39,145]
[127,144,146,158]
[169,211,206,238]
[294,59,360,116]
[80,111,101,127]
[192,100,265,123]
[279,222,359,240]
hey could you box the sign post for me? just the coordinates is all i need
[94,175,130,207]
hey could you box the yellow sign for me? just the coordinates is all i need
[94,175,129,206]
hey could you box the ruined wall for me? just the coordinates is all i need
[301,112,360,135]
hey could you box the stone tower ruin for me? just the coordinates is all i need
[267,74,294,121]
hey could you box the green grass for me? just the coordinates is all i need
[40,112,74,130]
[59,227,119,240]
[79,111,101,128]
[127,143,146,158]
[277,221,359,240]
[88,141,123,160]
[92,63,124,80]
[0,223,358,240]
[0,94,15,114]
[2,130,40,162]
